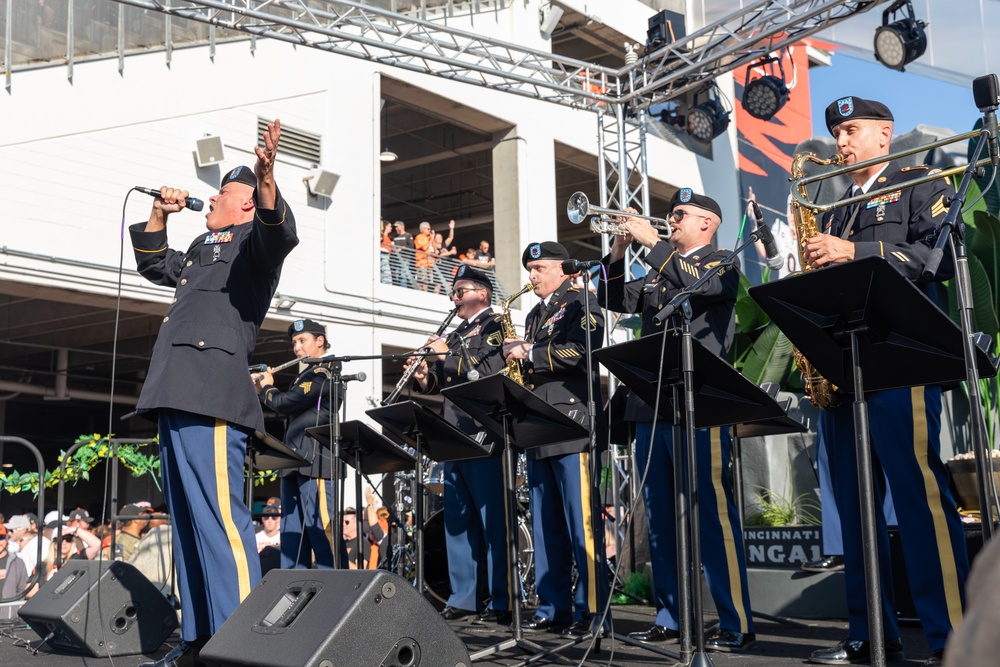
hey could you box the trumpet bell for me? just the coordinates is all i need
[567,191,589,225]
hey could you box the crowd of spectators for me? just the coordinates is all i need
[380,218,502,297]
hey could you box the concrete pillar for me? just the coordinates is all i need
[492,127,525,296]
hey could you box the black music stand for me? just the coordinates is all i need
[595,332,787,665]
[244,430,310,509]
[247,430,309,470]
[367,401,492,597]
[307,420,416,569]
[442,373,588,665]
[750,255,998,667]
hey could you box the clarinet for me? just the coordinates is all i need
[381,307,458,406]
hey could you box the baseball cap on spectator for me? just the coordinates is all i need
[262,498,282,515]
[3,515,31,531]
[68,508,95,523]
[118,505,153,520]
[25,513,39,528]
[44,511,69,526]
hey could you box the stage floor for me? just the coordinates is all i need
[0,604,942,667]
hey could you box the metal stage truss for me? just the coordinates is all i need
[103,0,889,232]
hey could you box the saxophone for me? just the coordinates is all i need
[789,151,846,411]
[498,282,535,386]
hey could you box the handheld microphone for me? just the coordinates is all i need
[973,74,1000,167]
[342,371,367,383]
[561,259,602,274]
[135,186,205,212]
[751,201,783,270]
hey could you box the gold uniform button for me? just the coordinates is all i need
[527,369,534,374]
[569,398,576,404]
[446,376,452,383]
[528,384,535,390]
[186,260,193,267]
[162,316,169,323]
[180,278,188,285]
[198,341,205,347]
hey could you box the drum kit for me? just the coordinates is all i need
[386,453,536,605]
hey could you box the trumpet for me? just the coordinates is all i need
[381,308,458,406]
[790,129,990,213]
[567,191,672,238]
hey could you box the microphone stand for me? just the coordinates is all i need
[651,231,764,667]
[302,352,405,567]
[922,126,998,539]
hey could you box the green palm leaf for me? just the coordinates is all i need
[740,321,795,386]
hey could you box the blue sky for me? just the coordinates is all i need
[808,55,980,137]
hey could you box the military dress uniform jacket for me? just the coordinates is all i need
[130,189,298,432]
[599,241,739,423]
[523,281,605,460]
[421,308,505,453]
[823,160,954,296]
[259,361,340,479]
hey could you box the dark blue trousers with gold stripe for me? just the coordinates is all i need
[822,386,968,651]
[443,457,510,612]
[528,452,608,623]
[158,410,262,642]
[634,422,754,634]
[280,473,337,569]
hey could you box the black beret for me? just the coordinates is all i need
[825,96,893,134]
[221,165,258,190]
[669,188,722,220]
[522,241,570,268]
[288,319,325,339]
[453,264,493,290]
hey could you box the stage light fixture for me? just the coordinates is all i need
[742,56,789,121]
[873,0,927,72]
[686,86,730,144]
[275,296,296,310]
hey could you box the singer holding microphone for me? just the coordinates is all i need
[598,188,756,652]
[129,120,298,667]
[404,265,511,625]
[804,98,967,667]
[254,319,341,570]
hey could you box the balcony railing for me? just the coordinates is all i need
[380,246,511,304]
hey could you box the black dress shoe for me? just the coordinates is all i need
[801,555,845,572]
[705,628,757,653]
[560,619,608,638]
[627,625,679,643]
[473,609,512,625]
[808,638,905,665]
[521,615,563,632]
[919,648,944,666]
[440,606,475,621]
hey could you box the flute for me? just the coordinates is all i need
[249,357,302,381]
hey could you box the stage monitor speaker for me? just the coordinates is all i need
[18,560,178,657]
[199,569,470,667]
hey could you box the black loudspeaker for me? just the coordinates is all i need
[200,570,471,667]
[18,560,178,657]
